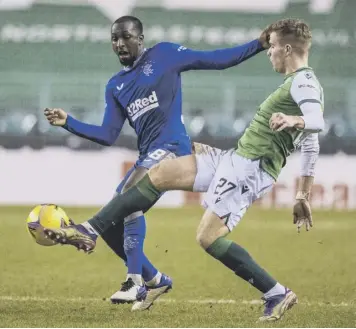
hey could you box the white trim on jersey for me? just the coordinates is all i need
[299,102,325,132]
[290,70,325,133]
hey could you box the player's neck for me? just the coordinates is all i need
[137,47,145,58]
[123,47,146,70]
[284,57,309,75]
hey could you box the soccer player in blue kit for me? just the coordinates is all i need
[44,15,269,311]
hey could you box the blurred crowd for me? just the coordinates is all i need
[1,105,355,154]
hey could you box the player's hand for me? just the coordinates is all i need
[192,142,213,155]
[44,108,68,126]
[259,24,272,49]
[293,199,313,233]
[269,113,297,131]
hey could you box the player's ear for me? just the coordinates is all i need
[138,34,144,44]
[285,44,292,55]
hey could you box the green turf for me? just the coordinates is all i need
[1,205,356,327]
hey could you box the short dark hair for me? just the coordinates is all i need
[113,16,143,34]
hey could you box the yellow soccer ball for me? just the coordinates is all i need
[26,204,72,246]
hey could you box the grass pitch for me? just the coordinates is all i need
[0,205,356,327]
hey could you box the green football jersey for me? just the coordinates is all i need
[236,67,324,180]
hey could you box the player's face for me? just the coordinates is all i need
[267,32,289,74]
[111,21,144,66]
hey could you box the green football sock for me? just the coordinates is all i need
[206,237,277,293]
[88,174,161,234]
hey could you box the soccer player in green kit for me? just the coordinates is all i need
[45,18,324,321]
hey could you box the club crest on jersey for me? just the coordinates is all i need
[142,61,154,77]
[305,72,312,79]
[127,91,159,122]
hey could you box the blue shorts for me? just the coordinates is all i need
[116,146,189,194]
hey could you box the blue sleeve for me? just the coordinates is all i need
[161,40,264,72]
[63,84,125,146]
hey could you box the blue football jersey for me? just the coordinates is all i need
[64,40,264,157]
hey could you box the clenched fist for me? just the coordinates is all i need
[293,199,313,233]
[44,108,68,126]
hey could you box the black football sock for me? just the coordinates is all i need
[88,174,161,235]
[206,237,277,293]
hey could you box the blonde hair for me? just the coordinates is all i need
[269,18,312,50]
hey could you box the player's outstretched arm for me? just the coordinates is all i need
[166,27,270,72]
[293,133,319,233]
[44,84,125,146]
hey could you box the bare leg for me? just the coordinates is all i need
[148,155,198,191]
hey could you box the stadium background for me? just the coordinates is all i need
[1,1,356,327]
[1,0,355,207]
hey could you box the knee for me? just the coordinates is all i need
[149,163,161,179]
[196,230,216,250]
[121,167,148,193]
[121,178,137,193]
[148,163,165,189]
[196,224,228,250]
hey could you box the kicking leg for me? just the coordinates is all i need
[43,155,198,249]
[43,147,215,250]
[84,154,199,235]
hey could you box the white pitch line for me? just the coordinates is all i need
[0,296,354,308]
